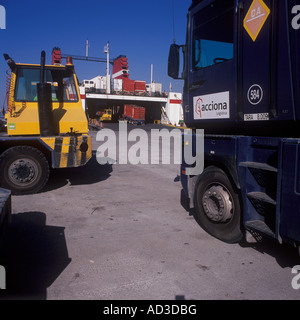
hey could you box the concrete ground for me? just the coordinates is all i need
[0,123,299,300]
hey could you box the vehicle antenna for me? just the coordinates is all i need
[172,0,176,44]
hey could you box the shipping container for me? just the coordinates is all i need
[134,80,146,92]
[113,79,123,92]
[123,104,145,124]
[90,76,107,91]
[123,78,135,93]
[146,82,162,95]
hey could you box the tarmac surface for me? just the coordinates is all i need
[0,123,300,300]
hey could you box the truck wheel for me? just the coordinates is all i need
[0,146,50,195]
[194,166,243,243]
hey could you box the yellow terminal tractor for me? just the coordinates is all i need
[0,50,92,195]
[97,109,112,122]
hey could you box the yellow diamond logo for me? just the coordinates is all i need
[243,0,270,42]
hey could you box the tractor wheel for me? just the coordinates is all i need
[194,166,243,243]
[0,146,49,195]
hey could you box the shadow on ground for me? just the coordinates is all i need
[43,151,113,193]
[0,211,71,300]
[180,189,300,268]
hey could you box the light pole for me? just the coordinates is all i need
[104,42,110,94]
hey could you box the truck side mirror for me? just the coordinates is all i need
[168,44,180,79]
[3,53,16,70]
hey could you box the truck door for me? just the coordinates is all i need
[290,1,300,122]
[239,0,272,123]
[186,0,235,130]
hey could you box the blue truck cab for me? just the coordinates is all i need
[168,0,300,251]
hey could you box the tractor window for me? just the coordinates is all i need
[15,68,40,101]
[60,74,78,101]
[192,1,234,69]
[15,67,78,102]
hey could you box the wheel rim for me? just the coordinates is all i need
[202,183,234,223]
[8,158,39,187]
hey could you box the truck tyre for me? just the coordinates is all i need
[194,166,243,243]
[0,146,50,195]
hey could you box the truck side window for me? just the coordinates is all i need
[15,67,78,102]
[51,69,78,102]
[15,68,40,101]
[192,0,234,70]
[62,76,78,101]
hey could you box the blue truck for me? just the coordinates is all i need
[168,0,300,252]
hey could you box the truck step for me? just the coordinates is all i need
[239,161,278,172]
[247,191,276,205]
[245,220,276,240]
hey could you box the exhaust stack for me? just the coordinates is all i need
[37,51,54,137]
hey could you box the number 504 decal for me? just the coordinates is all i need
[247,84,263,105]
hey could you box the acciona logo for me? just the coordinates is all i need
[0,5,6,30]
[193,91,230,120]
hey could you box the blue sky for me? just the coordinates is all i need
[0,0,190,111]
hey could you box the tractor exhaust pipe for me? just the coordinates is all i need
[37,51,54,137]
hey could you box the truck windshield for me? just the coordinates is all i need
[15,67,78,102]
[192,0,234,69]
